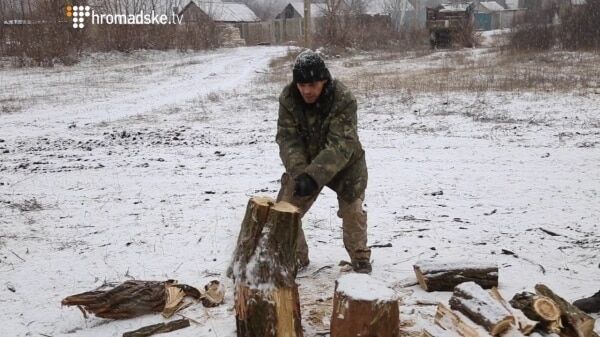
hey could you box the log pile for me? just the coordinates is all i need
[420,281,597,337]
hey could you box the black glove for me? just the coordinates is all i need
[294,173,318,197]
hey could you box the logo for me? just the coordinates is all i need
[65,3,182,29]
[66,5,90,29]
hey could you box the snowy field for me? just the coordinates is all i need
[0,45,599,337]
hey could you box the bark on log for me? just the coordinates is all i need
[232,197,303,337]
[122,319,190,337]
[534,284,595,337]
[434,303,483,337]
[489,288,538,335]
[449,282,514,336]
[61,280,200,319]
[413,261,498,292]
[330,273,400,337]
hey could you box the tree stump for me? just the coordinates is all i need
[449,282,514,336]
[230,197,303,337]
[413,261,498,292]
[330,273,400,337]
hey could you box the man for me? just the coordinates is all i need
[275,50,372,274]
[574,291,600,313]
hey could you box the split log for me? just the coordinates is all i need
[62,280,207,319]
[510,291,561,333]
[534,284,595,337]
[61,280,201,319]
[449,282,514,336]
[330,273,399,337]
[231,197,303,337]
[122,319,190,337]
[422,323,463,337]
[434,303,486,337]
[413,261,498,292]
[489,288,538,335]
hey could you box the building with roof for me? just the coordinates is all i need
[474,0,516,30]
[274,2,329,19]
[179,0,260,24]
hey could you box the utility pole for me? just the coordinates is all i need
[304,0,311,47]
[414,0,419,32]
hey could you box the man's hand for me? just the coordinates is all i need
[294,173,318,197]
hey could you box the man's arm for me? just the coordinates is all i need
[276,103,308,176]
[304,99,359,187]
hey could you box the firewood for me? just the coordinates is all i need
[510,292,561,323]
[61,280,202,319]
[422,323,463,337]
[330,274,400,337]
[162,284,185,318]
[231,197,303,337]
[534,284,595,337]
[502,326,528,337]
[449,282,514,336]
[413,261,498,292]
[122,319,190,337]
[489,288,538,335]
[434,303,485,337]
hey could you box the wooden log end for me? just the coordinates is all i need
[270,200,299,214]
[332,274,399,337]
[532,297,561,322]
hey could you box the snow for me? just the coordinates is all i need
[336,273,397,302]
[452,281,511,321]
[416,260,497,273]
[0,46,599,337]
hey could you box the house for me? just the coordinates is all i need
[178,0,260,46]
[474,1,507,30]
[274,2,329,19]
[179,0,260,24]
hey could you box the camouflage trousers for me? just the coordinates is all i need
[276,173,371,265]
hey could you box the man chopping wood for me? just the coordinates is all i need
[275,50,372,274]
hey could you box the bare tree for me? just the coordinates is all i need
[385,0,410,31]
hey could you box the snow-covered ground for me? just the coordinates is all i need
[0,46,598,337]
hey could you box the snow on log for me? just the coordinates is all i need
[330,273,400,337]
[449,282,514,336]
[413,261,498,292]
[534,284,595,337]
[489,288,538,335]
[231,197,303,337]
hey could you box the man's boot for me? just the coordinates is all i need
[573,291,600,313]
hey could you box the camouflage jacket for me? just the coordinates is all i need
[276,79,367,202]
